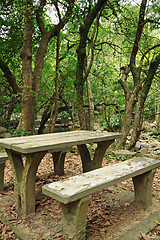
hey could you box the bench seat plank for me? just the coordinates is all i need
[42,157,160,204]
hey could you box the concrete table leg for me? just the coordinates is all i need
[60,195,91,240]
[78,140,114,172]
[52,151,66,175]
[6,150,23,211]
[132,169,156,207]
[6,150,46,215]
[0,162,5,191]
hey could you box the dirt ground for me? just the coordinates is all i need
[0,151,160,240]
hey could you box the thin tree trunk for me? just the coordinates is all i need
[156,105,160,130]
[85,14,100,131]
[117,83,141,148]
[128,98,144,150]
[74,0,106,130]
[50,31,60,133]
[86,75,94,130]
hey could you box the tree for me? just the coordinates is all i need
[1,0,160,142]
[117,0,160,148]
[0,0,75,134]
[74,0,106,129]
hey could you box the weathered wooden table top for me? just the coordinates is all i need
[0,131,121,154]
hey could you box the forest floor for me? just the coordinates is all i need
[0,151,160,240]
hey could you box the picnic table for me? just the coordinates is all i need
[0,130,121,215]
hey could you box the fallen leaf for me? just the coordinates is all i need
[38,232,43,240]
[140,231,151,240]
[104,221,111,226]
[124,201,131,207]
[101,214,110,220]
[39,212,48,216]
[154,219,160,224]
[107,236,113,240]
[5,225,12,231]
[122,187,133,192]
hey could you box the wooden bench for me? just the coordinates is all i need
[0,153,8,191]
[42,157,160,240]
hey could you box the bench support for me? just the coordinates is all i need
[52,151,66,175]
[60,195,91,240]
[6,149,46,215]
[132,169,156,207]
[0,161,5,191]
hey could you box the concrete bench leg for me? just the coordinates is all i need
[52,151,66,175]
[132,169,156,207]
[60,195,91,240]
[0,162,5,191]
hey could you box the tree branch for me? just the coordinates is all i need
[0,57,21,94]
[140,44,160,67]
[130,0,147,70]
[36,0,47,34]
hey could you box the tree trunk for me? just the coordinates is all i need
[155,105,160,131]
[117,0,147,148]
[128,98,144,150]
[74,0,106,130]
[20,0,34,134]
[117,84,141,148]
[86,75,94,130]
[85,15,100,131]
[50,31,60,133]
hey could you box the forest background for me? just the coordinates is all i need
[0,0,160,150]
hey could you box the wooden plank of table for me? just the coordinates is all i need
[0,131,87,148]
[0,131,90,150]
[12,132,121,154]
[0,131,121,154]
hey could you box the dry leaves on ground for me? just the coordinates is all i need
[0,152,160,239]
